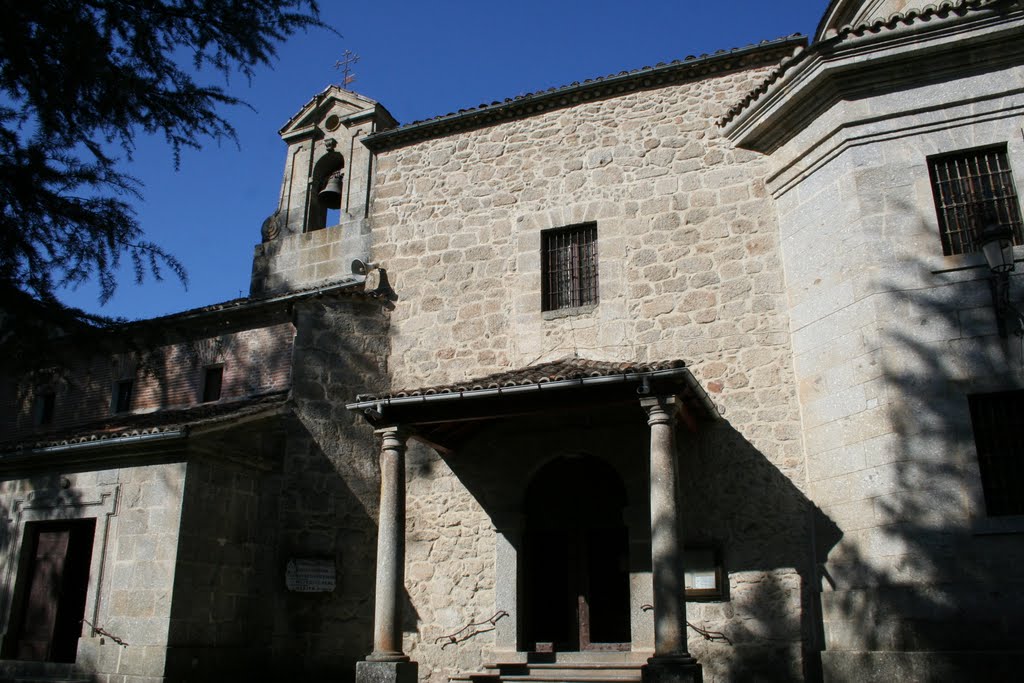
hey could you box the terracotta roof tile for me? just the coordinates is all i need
[0,391,289,454]
[359,358,687,401]
[133,276,371,326]
[718,0,999,128]
[364,36,805,151]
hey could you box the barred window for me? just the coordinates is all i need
[541,224,598,312]
[968,390,1024,517]
[928,145,1023,256]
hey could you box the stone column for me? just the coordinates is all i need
[641,397,702,683]
[357,426,417,683]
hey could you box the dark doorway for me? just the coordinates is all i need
[6,519,96,662]
[522,455,631,651]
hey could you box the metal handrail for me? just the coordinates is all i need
[435,611,509,649]
[640,604,732,645]
[81,618,128,647]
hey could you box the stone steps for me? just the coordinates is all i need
[452,654,644,683]
[0,661,89,683]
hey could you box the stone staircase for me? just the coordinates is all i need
[452,652,645,683]
[0,661,91,683]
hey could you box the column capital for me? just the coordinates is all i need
[374,425,410,446]
[641,396,679,426]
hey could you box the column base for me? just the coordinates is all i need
[642,655,703,683]
[356,660,418,683]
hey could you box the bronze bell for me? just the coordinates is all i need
[318,172,343,209]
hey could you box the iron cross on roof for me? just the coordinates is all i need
[334,49,360,88]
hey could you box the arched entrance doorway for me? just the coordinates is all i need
[521,455,631,651]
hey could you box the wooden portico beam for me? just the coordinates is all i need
[347,371,716,431]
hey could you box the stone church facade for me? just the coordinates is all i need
[1,1,1022,681]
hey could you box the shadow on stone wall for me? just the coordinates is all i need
[258,296,397,683]
[428,406,841,683]
[131,318,295,410]
[815,240,1024,680]
[163,430,277,682]
[0,473,87,673]
[681,421,839,683]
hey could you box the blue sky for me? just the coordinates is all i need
[59,0,828,320]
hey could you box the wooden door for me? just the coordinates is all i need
[523,456,631,652]
[577,526,630,651]
[10,520,95,662]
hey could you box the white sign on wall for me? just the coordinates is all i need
[285,558,336,593]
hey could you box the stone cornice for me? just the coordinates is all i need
[722,0,1023,152]
[279,85,390,134]
[361,37,806,153]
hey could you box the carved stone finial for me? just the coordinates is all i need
[261,209,284,242]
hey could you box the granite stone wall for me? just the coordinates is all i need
[250,217,373,296]
[266,296,390,680]
[402,440,497,682]
[764,52,1024,679]
[367,63,811,681]
[0,462,187,683]
[165,458,270,680]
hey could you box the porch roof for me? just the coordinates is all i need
[347,358,719,448]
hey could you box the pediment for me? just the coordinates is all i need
[278,86,392,140]
[816,0,917,40]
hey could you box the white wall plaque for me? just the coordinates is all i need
[285,558,336,593]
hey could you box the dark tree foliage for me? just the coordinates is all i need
[0,0,325,307]
[0,0,326,370]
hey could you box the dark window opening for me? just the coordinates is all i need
[929,145,1023,256]
[112,379,132,414]
[542,223,599,312]
[33,391,55,426]
[202,366,223,403]
[968,390,1024,517]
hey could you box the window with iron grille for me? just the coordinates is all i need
[968,390,1024,517]
[928,145,1023,256]
[541,223,598,312]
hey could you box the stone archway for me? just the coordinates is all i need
[521,455,631,652]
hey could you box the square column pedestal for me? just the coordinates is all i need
[356,661,418,683]
[642,655,703,683]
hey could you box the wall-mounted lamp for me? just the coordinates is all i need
[978,221,1015,274]
[976,220,1022,338]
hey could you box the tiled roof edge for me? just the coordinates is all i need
[0,391,290,456]
[114,276,375,330]
[364,36,806,152]
[354,358,689,402]
[719,0,1006,128]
